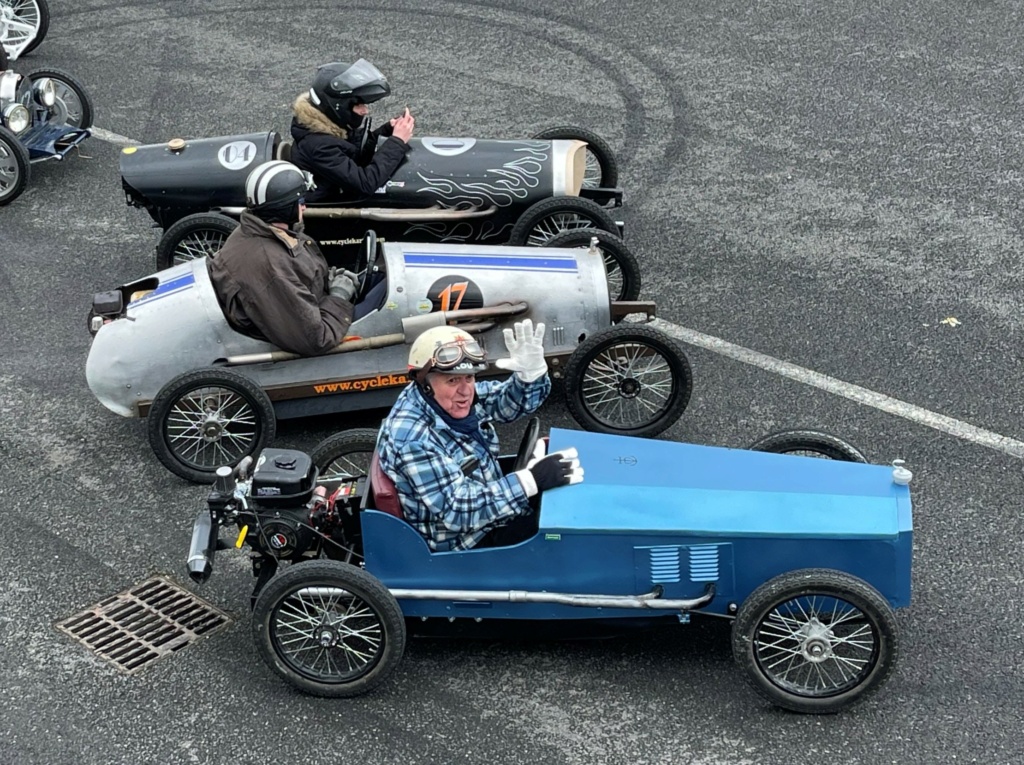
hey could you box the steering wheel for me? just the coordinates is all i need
[513,417,541,472]
[355,229,383,303]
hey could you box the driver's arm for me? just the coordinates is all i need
[308,136,410,197]
[476,375,552,424]
[238,259,352,356]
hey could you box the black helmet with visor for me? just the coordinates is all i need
[309,59,391,131]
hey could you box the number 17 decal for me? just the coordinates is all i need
[438,281,469,311]
[428,275,483,312]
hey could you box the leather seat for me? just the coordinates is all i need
[369,451,403,518]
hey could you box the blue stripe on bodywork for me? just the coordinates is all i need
[128,273,196,307]
[404,252,578,272]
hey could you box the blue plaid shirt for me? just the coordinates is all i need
[377,374,551,551]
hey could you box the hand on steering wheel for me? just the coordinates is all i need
[513,417,541,472]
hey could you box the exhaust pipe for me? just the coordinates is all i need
[186,508,218,583]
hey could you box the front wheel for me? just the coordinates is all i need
[147,367,276,483]
[310,428,380,481]
[0,125,30,206]
[508,196,619,247]
[748,430,868,463]
[24,68,93,128]
[156,212,239,270]
[1,0,49,57]
[531,125,618,189]
[543,228,640,302]
[732,569,899,714]
[252,560,407,697]
[563,325,692,437]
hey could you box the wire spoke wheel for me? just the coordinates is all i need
[564,325,692,437]
[527,212,599,246]
[0,126,29,205]
[542,228,640,303]
[509,197,618,247]
[174,229,232,265]
[271,585,385,683]
[733,569,899,714]
[50,80,84,126]
[253,561,406,697]
[580,341,673,429]
[165,386,258,470]
[310,428,379,482]
[0,0,46,55]
[156,213,239,270]
[148,367,275,483]
[753,595,878,697]
[748,430,868,463]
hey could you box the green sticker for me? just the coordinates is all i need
[544,533,561,541]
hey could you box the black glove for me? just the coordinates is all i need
[372,120,395,139]
[528,448,582,493]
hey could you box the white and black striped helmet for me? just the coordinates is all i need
[245,160,308,208]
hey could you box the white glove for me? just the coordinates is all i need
[494,319,547,383]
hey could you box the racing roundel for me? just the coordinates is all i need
[427,275,483,312]
[217,140,259,171]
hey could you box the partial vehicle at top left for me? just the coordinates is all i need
[0,56,92,205]
[0,0,49,61]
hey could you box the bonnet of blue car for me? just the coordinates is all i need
[542,428,912,539]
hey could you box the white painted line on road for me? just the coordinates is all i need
[90,127,141,147]
[654,319,1024,459]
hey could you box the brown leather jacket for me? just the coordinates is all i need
[207,212,353,356]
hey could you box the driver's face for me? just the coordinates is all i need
[429,373,476,419]
[352,103,369,117]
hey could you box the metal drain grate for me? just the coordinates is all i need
[56,575,232,674]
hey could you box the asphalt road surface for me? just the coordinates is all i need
[2,1,1022,763]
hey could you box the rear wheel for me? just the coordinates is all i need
[543,228,640,302]
[508,197,619,247]
[748,430,868,463]
[23,68,93,128]
[563,325,692,437]
[147,367,276,483]
[0,0,49,57]
[310,428,379,481]
[732,569,899,714]
[156,213,239,270]
[252,560,406,697]
[531,125,618,189]
[0,125,30,206]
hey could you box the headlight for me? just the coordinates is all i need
[33,78,56,108]
[3,104,30,134]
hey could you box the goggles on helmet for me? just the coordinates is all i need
[428,337,486,372]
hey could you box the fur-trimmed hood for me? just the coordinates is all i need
[292,93,348,139]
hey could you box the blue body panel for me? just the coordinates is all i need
[361,429,913,620]
[23,122,91,162]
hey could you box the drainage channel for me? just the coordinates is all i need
[56,576,232,674]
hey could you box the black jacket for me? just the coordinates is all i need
[207,212,353,356]
[290,93,410,203]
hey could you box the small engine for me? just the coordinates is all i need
[239,448,321,561]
